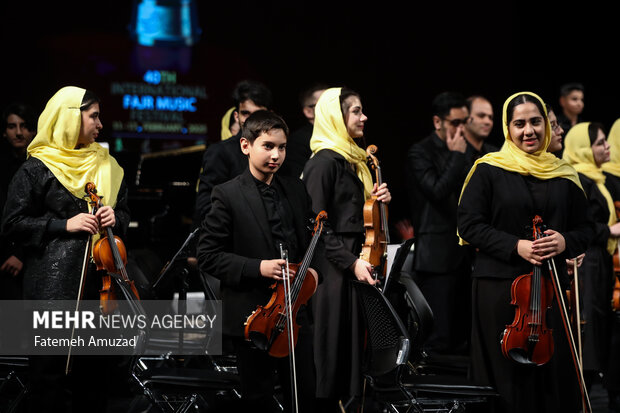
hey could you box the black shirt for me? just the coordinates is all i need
[253,176,299,261]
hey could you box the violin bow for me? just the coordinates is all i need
[547,256,591,412]
[65,194,98,375]
[279,243,299,413]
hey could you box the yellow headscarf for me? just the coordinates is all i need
[220,106,236,141]
[458,91,583,245]
[602,118,620,177]
[563,122,617,255]
[309,87,373,199]
[27,86,124,209]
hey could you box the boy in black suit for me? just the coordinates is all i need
[197,110,321,412]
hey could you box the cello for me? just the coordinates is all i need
[360,144,390,282]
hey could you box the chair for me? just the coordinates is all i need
[352,280,497,412]
[0,356,29,413]
[383,238,470,376]
[127,353,241,413]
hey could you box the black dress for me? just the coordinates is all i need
[302,149,366,402]
[603,171,620,399]
[576,173,615,383]
[457,163,592,413]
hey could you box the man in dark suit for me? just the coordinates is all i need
[193,79,274,225]
[197,110,322,413]
[405,91,474,355]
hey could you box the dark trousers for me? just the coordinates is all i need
[229,320,316,413]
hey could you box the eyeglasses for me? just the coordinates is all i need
[443,117,469,127]
[550,121,562,132]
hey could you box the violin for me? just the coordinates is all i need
[244,211,327,358]
[501,215,554,366]
[84,182,141,315]
[360,145,390,282]
[613,201,620,312]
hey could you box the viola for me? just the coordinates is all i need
[501,215,554,366]
[244,211,327,358]
[360,144,390,282]
[84,182,141,315]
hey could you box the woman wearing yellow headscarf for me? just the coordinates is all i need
[603,118,620,199]
[563,121,620,400]
[1,86,129,412]
[301,87,391,408]
[457,92,593,413]
[602,116,620,413]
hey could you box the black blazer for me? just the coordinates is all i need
[406,133,472,273]
[457,163,593,284]
[197,169,323,336]
[193,132,247,225]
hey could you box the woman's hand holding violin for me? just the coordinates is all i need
[532,229,566,260]
[372,182,391,204]
[95,206,116,228]
[66,213,99,234]
[66,206,116,234]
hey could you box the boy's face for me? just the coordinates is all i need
[240,129,287,184]
[559,90,584,116]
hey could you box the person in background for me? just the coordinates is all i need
[0,102,37,298]
[405,91,473,355]
[220,106,240,141]
[279,83,327,178]
[194,79,274,224]
[563,121,620,401]
[600,117,620,413]
[464,94,498,160]
[557,82,585,137]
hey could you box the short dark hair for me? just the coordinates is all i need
[2,102,37,132]
[241,110,289,143]
[299,82,329,107]
[559,83,584,97]
[505,93,547,125]
[232,80,273,110]
[588,122,606,145]
[432,91,467,118]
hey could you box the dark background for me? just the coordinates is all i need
[2,0,618,242]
